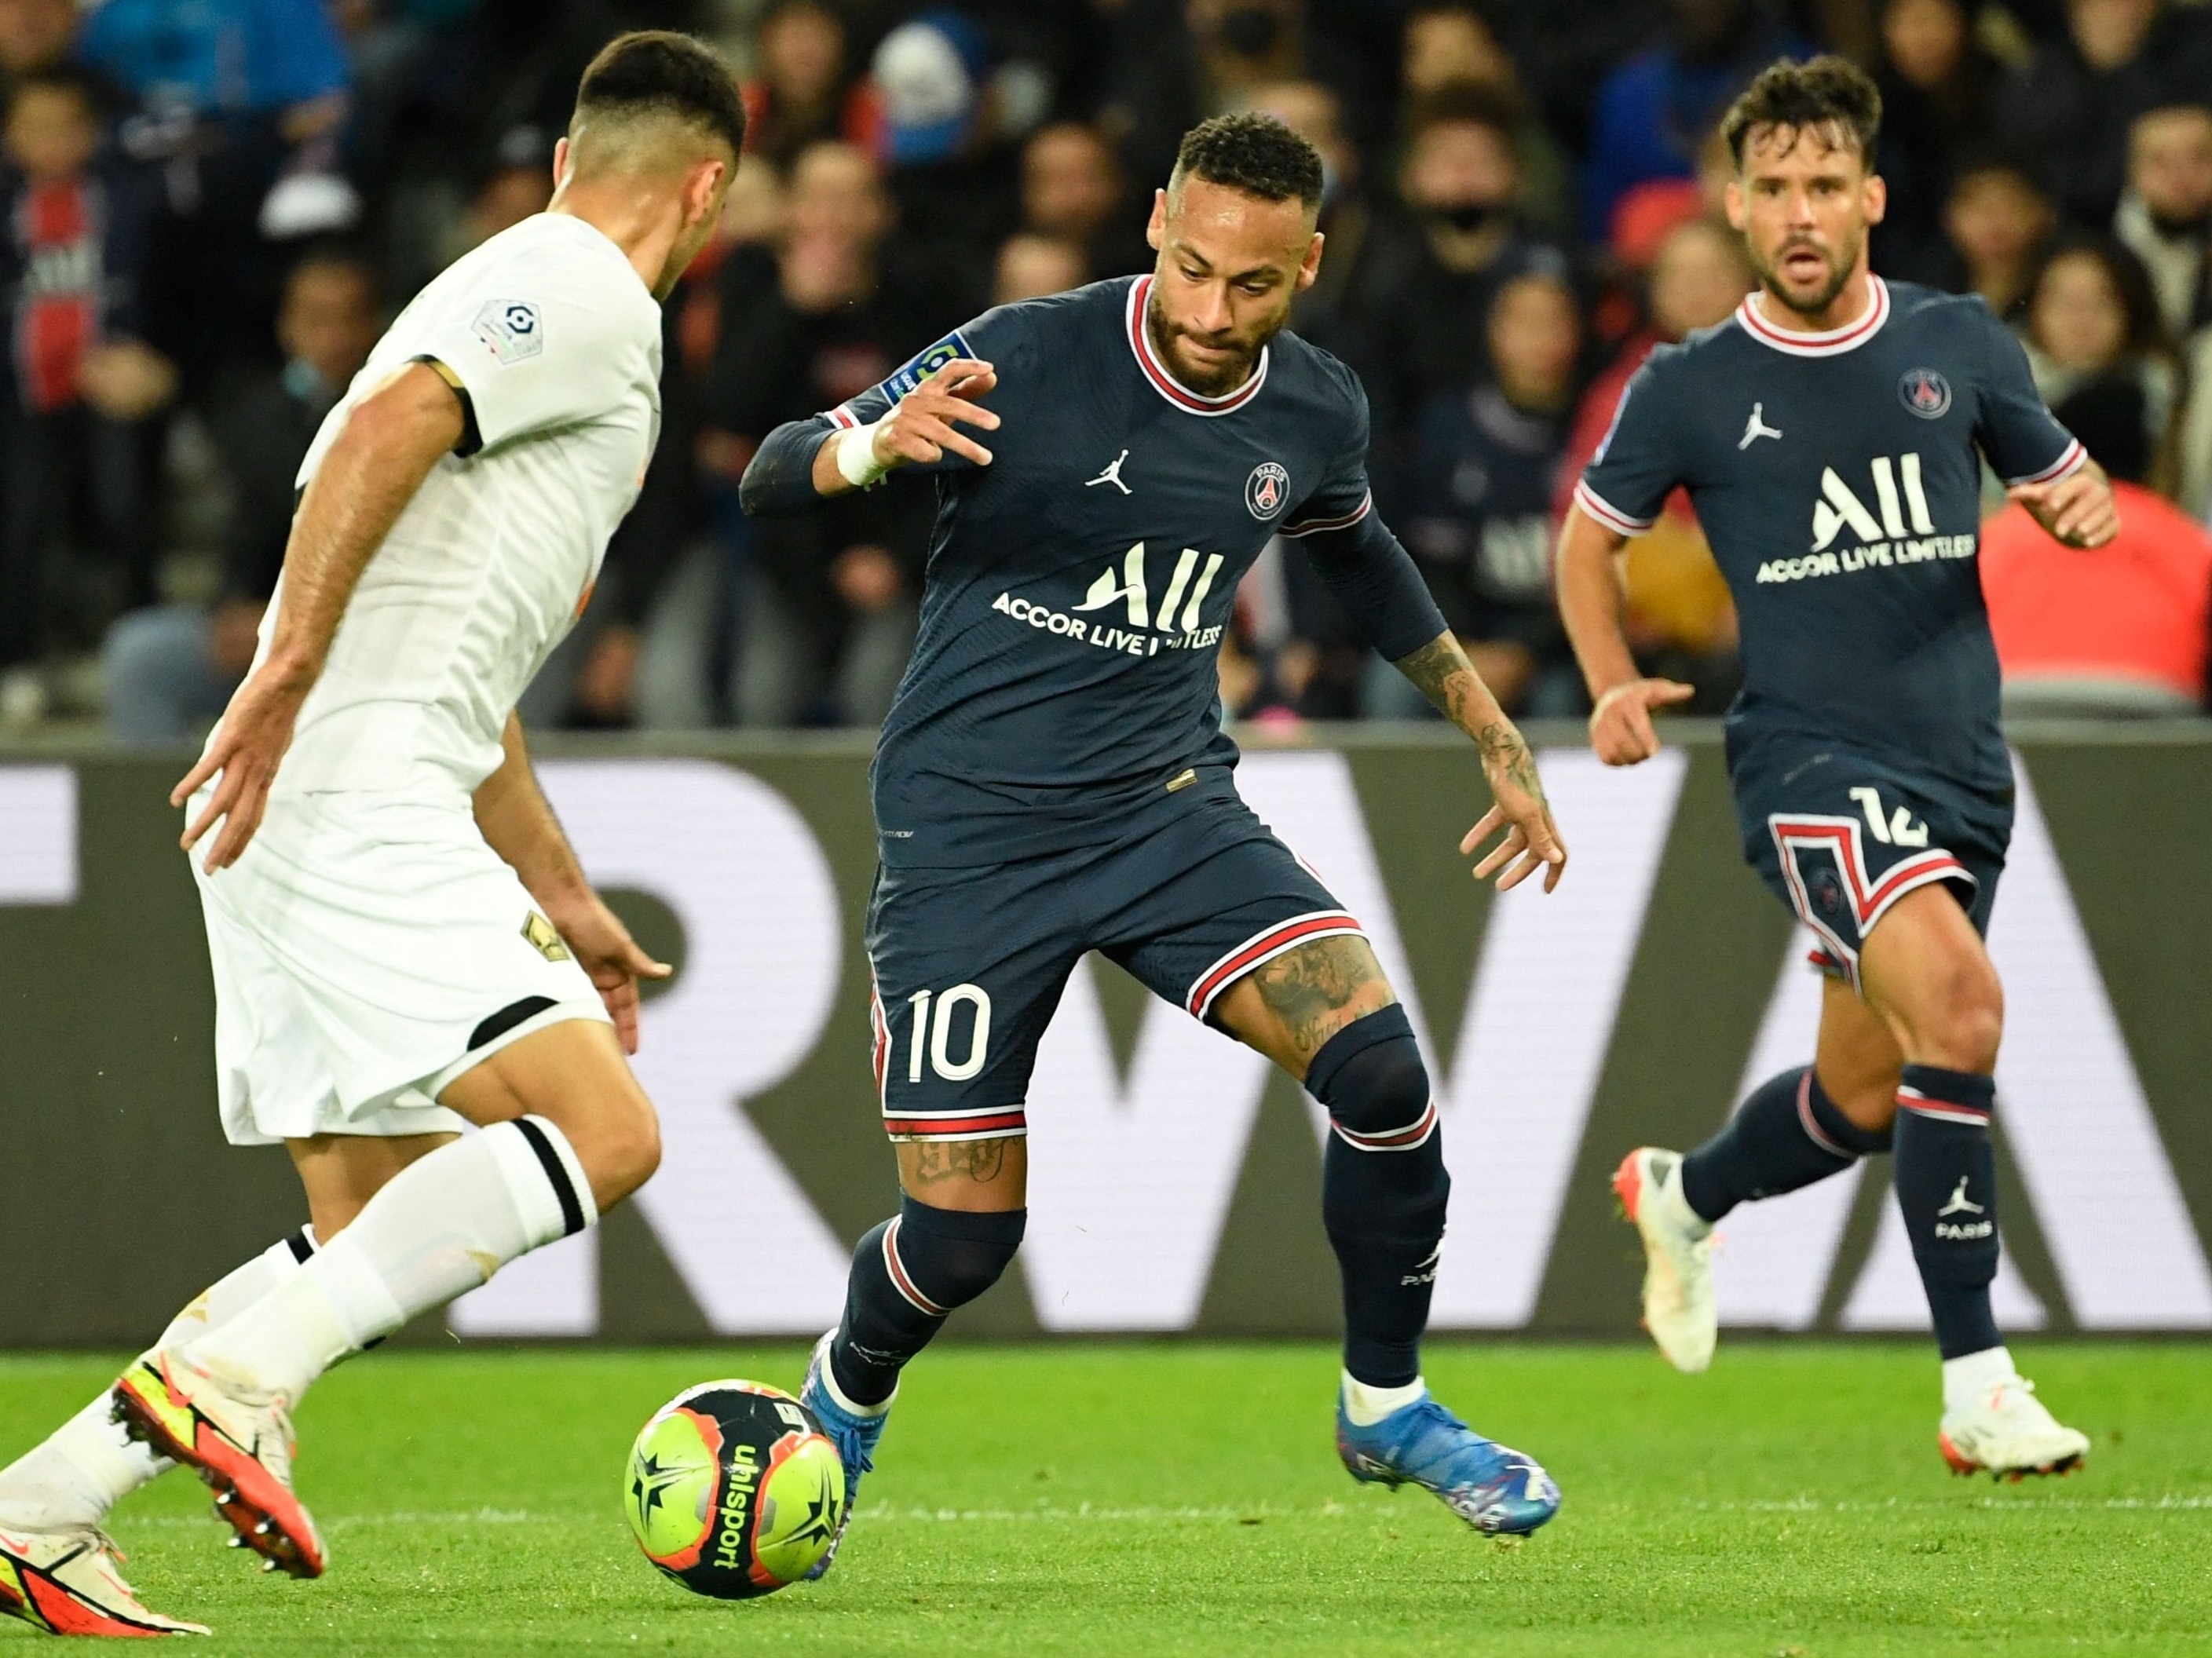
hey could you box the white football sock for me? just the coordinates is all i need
[0,1229,315,1531]
[1660,1157,1713,1241]
[1942,1345,2016,1414]
[1341,1370,1425,1427]
[185,1119,594,1402]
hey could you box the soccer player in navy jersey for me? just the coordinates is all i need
[742,113,1570,1567]
[1559,57,2115,1478]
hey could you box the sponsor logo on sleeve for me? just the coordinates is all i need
[473,300,543,366]
[877,331,975,406]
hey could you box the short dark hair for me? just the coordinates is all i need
[1172,112,1324,211]
[1406,78,1523,146]
[1721,56,1882,170]
[576,30,747,159]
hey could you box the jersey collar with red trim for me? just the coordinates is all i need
[1125,276,1269,415]
[1735,275,1889,357]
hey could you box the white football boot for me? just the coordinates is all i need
[1940,1372,2090,1481]
[1613,1148,1717,1374]
[0,1523,209,1636]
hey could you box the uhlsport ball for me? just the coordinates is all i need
[624,1379,846,1598]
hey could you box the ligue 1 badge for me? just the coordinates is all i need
[1245,461,1289,520]
[1898,367,1951,419]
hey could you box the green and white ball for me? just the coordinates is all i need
[624,1379,846,1598]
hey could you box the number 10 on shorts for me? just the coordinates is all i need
[906,985,993,1083]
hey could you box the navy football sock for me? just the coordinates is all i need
[829,1196,1026,1408]
[1893,1065,2003,1360]
[1310,1006,1448,1390]
[1679,1065,1889,1225]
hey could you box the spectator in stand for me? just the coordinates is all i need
[707,140,947,728]
[102,249,376,742]
[1372,269,1582,719]
[1250,79,1373,355]
[0,64,173,729]
[993,230,1087,302]
[1018,121,1150,279]
[741,0,871,170]
[2018,233,2175,488]
[1995,0,2212,228]
[1579,0,1808,244]
[422,122,552,288]
[869,10,1021,279]
[1347,81,1569,458]
[1983,379,2212,716]
[79,0,356,389]
[1400,2,1571,239]
[1872,0,2002,286]
[1555,214,1753,710]
[2112,102,2212,341]
[1940,158,2054,320]
[0,0,83,100]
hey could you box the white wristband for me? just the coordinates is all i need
[835,417,890,488]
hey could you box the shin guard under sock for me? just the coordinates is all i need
[829,1196,1025,1408]
[1680,1065,1889,1225]
[1893,1065,2002,1360]
[1310,1006,1447,1390]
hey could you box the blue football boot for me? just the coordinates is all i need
[1336,1390,1561,1536]
[798,1331,890,1580]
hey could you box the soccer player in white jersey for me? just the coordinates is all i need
[0,33,744,1637]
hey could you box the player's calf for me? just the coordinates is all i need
[1311,1006,1447,1400]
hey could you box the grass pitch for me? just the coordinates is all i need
[2,1342,2209,1656]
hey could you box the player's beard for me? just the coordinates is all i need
[1755,230,1861,322]
[1752,232,1858,327]
[1145,286,1289,395]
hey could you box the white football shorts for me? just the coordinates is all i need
[190,788,610,1147]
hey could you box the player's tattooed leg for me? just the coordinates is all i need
[1219,934,1399,1079]
[896,1135,1026,1210]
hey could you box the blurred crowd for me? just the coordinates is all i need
[2,0,2208,740]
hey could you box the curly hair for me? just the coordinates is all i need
[1721,55,1883,170]
[1171,112,1325,211]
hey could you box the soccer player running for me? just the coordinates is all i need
[1565,58,2112,1477]
[0,35,742,1636]
[740,113,1570,1569]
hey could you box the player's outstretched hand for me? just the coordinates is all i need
[1461,723,1568,893]
[552,894,674,1056]
[172,660,313,873]
[1589,677,1694,767]
[875,357,1000,470]
[2009,467,2119,549]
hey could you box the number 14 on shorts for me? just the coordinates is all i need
[1849,786,1929,848]
[905,985,993,1083]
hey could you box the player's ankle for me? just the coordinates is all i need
[1340,1370,1424,1426]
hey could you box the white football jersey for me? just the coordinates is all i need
[255,211,663,797]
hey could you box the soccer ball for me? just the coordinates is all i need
[623,1379,846,1598]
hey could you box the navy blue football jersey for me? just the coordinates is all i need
[1576,279,2082,793]
[797,276,1424,867]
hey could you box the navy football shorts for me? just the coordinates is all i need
[1730,738,2013,991]
[865,784,1363,1141]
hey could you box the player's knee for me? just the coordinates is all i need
[577,1091,661,1209]
[884,1196,1026,1311]
[1309,1006,1447,1237]
[1921,956,2004,1072]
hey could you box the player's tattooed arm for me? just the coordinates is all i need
[1393,630,1569,893]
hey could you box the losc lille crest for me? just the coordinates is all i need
[1897,367,1951,420]
[1245,461,1289,520]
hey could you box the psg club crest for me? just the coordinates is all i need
[1245,461,1289,520]
[1898,368,1951,420]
